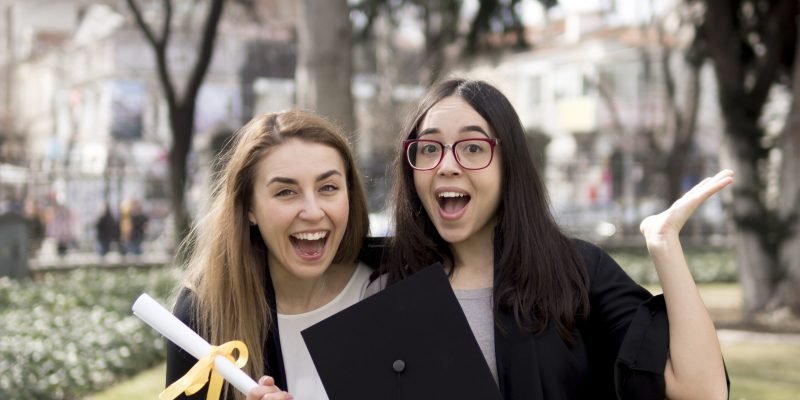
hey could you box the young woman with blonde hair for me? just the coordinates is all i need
[166,110,371,400]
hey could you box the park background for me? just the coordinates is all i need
[0,0,799,398]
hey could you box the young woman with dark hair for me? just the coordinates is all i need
[377,79,729,399]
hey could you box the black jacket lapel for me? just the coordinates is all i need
[494,309,544,400]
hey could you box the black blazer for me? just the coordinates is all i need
[494,240,672,399]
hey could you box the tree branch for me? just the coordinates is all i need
[161,0,172,53]
[126,0,177,106]
[466,0,497,54]
[185,0,225,104]
[703,0,744,99]
[587,75,628,139]
[126,0,160,48]
[673,61,701,153]
[657,20,678,122]
[750,0,797,108]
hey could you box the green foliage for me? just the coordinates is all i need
[0,267,181,399]
[610,247,738,285]
[0,249,737,398]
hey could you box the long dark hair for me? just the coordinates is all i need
[384,79,590,342]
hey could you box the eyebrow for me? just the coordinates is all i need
[267,169,343,186]
[417,125,490,138]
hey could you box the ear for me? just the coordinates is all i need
[247,211,257,226]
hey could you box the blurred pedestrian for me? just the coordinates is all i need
[23,199,45,257]
[120,199,148,255]
[47,202,74,257]
[95,204,119,256]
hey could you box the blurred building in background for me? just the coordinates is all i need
[0,0,741,251]
[1,0,299,252]
[458,1,729,244]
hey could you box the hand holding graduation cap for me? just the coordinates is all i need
[246,376,293,400]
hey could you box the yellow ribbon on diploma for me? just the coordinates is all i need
[160,340,249,400]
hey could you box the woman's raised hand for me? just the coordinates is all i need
[639,169,734,245]
[639,170,733,399]
[246,376,293,400]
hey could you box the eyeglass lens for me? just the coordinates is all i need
[407,140,494,170]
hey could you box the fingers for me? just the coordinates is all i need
[705,169,734,186]
[704,169,734,187]
[694,170,734,198]
[259,392,293,400]
[247,387,292,400]
[680,170,734,204]
[641,170,735,238]
[246,376,293,400]
[258,376,275,386]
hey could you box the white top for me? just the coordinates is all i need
[277,263,372,400]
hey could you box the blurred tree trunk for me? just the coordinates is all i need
[420,0,460,86]
[126,0,225,246]
[702,0,799,314]
[775,25,800,311]
[660,39,703,205]
[296,0,355,134]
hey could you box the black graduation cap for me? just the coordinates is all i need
[301,263,502,400]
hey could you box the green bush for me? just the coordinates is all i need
[0,267,181,399]
[0,249,736,398]
[610,247,738,285]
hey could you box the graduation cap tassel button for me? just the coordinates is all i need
[392,360,406,373]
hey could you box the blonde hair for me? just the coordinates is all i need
[179,110,369,398]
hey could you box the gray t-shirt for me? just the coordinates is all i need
[453,287,497,383]
[365,276,498,383]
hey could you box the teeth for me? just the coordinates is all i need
[291,231,328,241]
[438,192,467,198]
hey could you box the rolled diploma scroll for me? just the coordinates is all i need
[132,293,259,394]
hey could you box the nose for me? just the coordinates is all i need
[436,145,461,176]
[299,194,325,221]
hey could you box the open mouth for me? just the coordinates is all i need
[289,231,329,259]
[437,191,471,218]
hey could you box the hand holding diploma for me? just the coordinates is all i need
[246,376,294,400]
[132,293,272,399]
